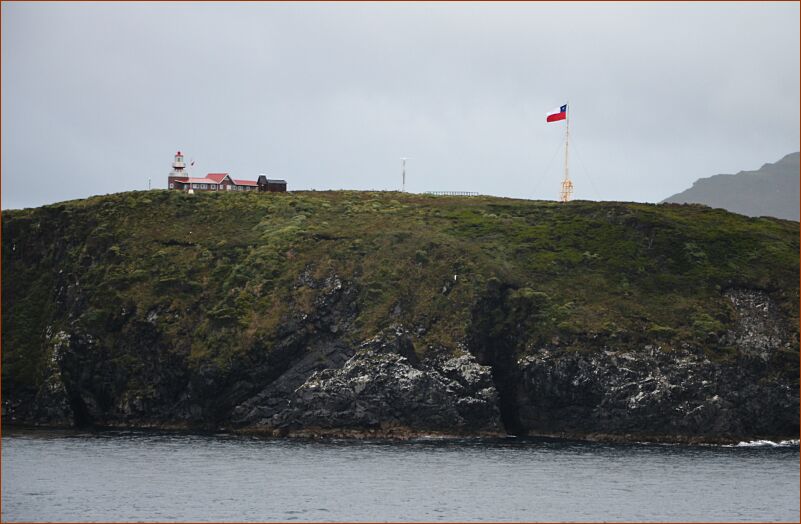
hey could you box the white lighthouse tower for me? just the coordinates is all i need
[167,150,188,190]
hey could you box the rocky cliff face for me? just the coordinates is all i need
[3,191,798,443]
[5,284,796,443]
[513,288,799,441]
[235,332,502,437]
[516,346,796,442]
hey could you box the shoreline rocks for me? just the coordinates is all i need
[5,325,797,445]
[235,332,503,436]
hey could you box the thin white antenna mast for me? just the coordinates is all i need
[401,157,409,192]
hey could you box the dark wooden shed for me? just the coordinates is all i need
[257,175,287,193]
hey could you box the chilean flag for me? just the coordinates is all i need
[546,104,567,123]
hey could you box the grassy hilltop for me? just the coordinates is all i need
[3,190,799,412]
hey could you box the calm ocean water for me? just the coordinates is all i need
[2,428,798,522]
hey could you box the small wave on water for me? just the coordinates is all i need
[729,439,800,448]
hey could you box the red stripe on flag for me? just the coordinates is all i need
[547,112,566,123]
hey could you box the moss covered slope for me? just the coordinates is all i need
[3,190,799,432]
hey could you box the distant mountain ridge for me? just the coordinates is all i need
[662,152,800,221]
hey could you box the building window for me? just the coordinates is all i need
[169,182,174,189]
[211,184,217,190]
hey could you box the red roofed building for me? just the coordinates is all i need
[167,151,283,192]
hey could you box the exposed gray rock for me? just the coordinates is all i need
[516,345,797,441]
[22,330,76,425]
[724,288,788,360]
[244,332,502,436]
[232,339,356,424]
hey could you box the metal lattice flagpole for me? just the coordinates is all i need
[560,104,574,203]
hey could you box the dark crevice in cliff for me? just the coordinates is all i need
[69,394,93,428]
[468,279,531,436]
[487,356,524,435]
[191,334,311,429]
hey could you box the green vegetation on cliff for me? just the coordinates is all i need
[3,190,799,400]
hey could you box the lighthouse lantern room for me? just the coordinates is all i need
[171,151,186,175]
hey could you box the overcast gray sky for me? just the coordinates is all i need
[3,1,799,209]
